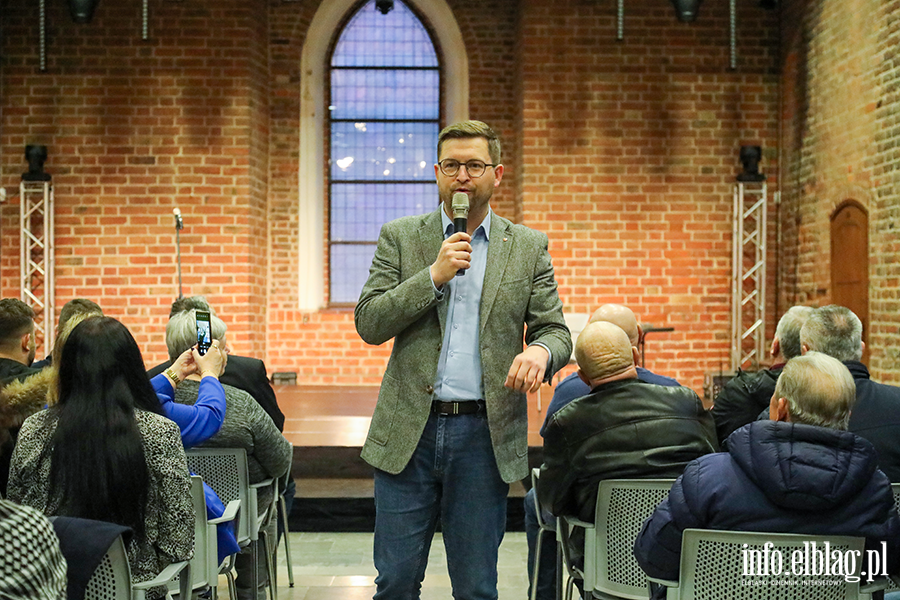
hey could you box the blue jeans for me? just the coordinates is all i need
[373,409,509,600]
[524,487,558,600]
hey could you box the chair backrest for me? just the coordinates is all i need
[588,479,674,600]
[675,529,865,600]
[84,536,132,600]
[530,468,552,531]
[185,447,255,545]
[886,483,900,593]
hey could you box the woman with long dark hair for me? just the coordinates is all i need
[7,316,193,593]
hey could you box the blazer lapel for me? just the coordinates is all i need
[418,208,449,335]
[480,213,512,335]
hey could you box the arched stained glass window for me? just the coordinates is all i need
[328,0,441,304]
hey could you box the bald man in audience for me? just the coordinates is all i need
[533,322,717,594]
[525,304,683,599]
[541,303,679,434]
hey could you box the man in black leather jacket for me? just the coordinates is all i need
[711,305,812,446]
[538,321,718,524]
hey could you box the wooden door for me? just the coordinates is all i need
[830,201,869,365]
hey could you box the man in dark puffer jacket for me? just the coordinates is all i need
[635,352,900,597]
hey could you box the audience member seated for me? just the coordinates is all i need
[0,298,43,495]
[526,303,684,599]
[151,337,228,449]
[0,392,67,600]
[7,317,193,598]
[635,352,900,598]
[165,309,292,600]
[0,498,67,600]
[148,296,285,431]
[31,298,103,370]
[800,304,900,481]
[0,298,40,386]
[711,305,812,445]
[1,309,227,482]
[7,308,235,564]
[541,304,681,434]
[537,321,718,588]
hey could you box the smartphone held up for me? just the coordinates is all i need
[195,310,211,356]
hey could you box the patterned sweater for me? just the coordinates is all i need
[173,380,292,513]
[7,409,194,594]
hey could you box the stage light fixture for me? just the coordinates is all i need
[22,145,51,182]
[737,145,765,182]
[671,0,701,22]
[68,0,100,23]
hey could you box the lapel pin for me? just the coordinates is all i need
[503,237,508,242]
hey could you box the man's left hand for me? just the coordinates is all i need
[505,345,550,393]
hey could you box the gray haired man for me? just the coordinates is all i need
[800,304,900,481]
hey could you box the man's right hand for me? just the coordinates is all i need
[431,232,473,288]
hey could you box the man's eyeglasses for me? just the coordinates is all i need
[437,159,496,178]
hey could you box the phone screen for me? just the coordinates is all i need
[196,310,211,356]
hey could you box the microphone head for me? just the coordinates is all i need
[173,207,181,216]
[451,192,469,219]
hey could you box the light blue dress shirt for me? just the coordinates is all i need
[432,209,491,401]
[430,208,553,401]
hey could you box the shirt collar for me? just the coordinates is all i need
[441,205,492,241]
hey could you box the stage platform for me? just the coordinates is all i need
[277,382,562,530]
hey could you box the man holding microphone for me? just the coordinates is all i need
[356,120,570,599]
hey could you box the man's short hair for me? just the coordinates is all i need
[0,298,35,346]
[165,308,227,361]
[774,305,814,360]
[437,120,501,164]
[58,298,103,332]
[169,296,213,319]
[774,351,855,430]
[800,305,863,362]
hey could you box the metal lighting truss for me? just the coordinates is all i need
[19,180,54,353]
[731,181,767,372]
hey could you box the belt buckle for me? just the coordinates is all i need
[452,402,459,415]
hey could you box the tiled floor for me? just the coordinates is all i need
[259,531,530,600]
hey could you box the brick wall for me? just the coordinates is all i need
[1,0,790,394]
[263,0,524,386]
[520,0,780,392]
[1,0,270,361]
[871,1,900,382]
[779,0,900,383]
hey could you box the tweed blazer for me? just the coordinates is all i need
[355,208,571,483]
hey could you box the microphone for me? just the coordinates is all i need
[173,207,183,230]
[451,192,468,234]
[451,192,469,277]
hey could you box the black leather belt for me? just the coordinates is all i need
[432,400,486,416]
